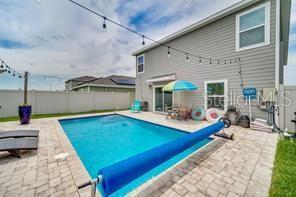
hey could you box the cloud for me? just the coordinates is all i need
[290,0,296,26]
[285,50,296,85]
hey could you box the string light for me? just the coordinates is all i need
[167,47,171,58]
[199,57,202,64]
[186,53,189,62]
[67,0,240,66]
[102,17,107,32]
[0,57,23,78]
[142,35,145,46]
[0,58,64,81]
[209,59,212,65]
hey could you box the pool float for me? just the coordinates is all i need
[191,107,205,121]
[205,108,224,123]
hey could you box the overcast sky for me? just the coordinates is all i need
[0,0,295,90]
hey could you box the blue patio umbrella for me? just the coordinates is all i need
[162,80,198,105]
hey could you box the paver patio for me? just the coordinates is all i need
[0,111,278,197]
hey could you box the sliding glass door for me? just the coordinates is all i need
[154,86,173,112]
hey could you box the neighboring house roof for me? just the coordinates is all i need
[69,75,135,90]
[132,0,291,65]
[65,76,97,83]
[88,75,135,86]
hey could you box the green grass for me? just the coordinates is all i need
[269,138,296,196]
[0,109,125,122]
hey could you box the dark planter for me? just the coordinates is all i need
[18,105,32,124]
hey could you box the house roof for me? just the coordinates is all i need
[70,75,135,90]
[65,76,97,83]
[132,0,292,64]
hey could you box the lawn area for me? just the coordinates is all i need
[269,138,296,196]
[0,109,124,122]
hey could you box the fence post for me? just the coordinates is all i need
[112,92,115,110]
[32,90,36,115]
[92,91,95,111]
[278,85,285,129]
[66,90,69,113]
[128,92,131,107]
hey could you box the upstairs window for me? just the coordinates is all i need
[236,2,270,51]
[137,55,145,74]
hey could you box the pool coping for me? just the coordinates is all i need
[56,111,220,197]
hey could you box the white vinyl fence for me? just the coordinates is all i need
[0,90,134,118]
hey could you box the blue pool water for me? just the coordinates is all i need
[60,115,212,196]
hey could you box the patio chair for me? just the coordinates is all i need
[166,104,180,120]
[0,137,39,158]
[0,130,39,139]
[179,106,192,121]
[130,100,142,113]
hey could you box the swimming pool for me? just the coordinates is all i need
[60,114,212,196]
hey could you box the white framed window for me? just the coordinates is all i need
[137,54,145,74]
[204,79,228,111]
[235,1,270,51]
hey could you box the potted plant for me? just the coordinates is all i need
[19,71,32,124]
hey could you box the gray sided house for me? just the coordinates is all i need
[133,0,291,120]
[65,75,135,94]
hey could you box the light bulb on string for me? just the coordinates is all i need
[186,53,189,62]
[142,35,145,45]
[199,57,202,64]
[102,17,107,32]
[167,47,171,58]
[209,59,212,65]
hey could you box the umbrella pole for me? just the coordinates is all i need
[178,92,180,106]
